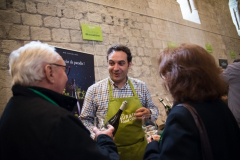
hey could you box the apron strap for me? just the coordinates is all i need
[108,79,138,99]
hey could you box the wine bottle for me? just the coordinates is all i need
[104,101,127,136]
[159,98,171,115]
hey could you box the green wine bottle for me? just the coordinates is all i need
[159,98,171,115]
[104,101,127,136]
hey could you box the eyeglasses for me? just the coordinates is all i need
[50,63,71,75]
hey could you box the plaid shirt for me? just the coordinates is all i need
[80,77,159,138]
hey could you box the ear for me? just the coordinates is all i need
[128,61,132,69]
[45,65,55,84]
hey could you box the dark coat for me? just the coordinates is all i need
[144,99,240,160]
[0,85,119,160]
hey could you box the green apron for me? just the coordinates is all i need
[105,79,148,160]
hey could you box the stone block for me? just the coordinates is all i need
[151,24,158,32]
[22,13,42,26]
[149,31,157,39]
[123,26,132,36]
[131,29,141,37]
[143,22,151,31]
[37,3,57,16]
[94,66,109,82]
[81,44,94,54]
[148,2,160,11]
[70,30,83,42]
[108,35,119,45]
[61,18,80,30]
[153,39,162,48]
[31,27,51,41]
[119,37,129,46]
[133,21,143,29]
[57,8,74,18]
[52,28,70,42]
[99,24,110,34]
[94,45,107,56]
[142,57,152,66]
[131,65,142,78]
[88,13,102,23]
[74,10,84,20]
[44,16,60,28]
[0,54,8,69]
[0,10,21,23]
[110,25,123,36]
[137,15,147,23]
[137,47,144,56]
[1,40,23,53]
[87,3,107,14]
[128,37,137,47]
[94,55,107,67]
[0,0,6,9]
[132,56,142,66]
[144,39,153,48]
[103,15,113,25]
[128,46,137,56]
[12,0,25,11]
[26,1,37,13]
[137,37,145,48]
[140,30,149,38]
[0,25,6,38]
[65,1,88,12]
[9,25,30,40]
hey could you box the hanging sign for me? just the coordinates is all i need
[219,59,228,69]
[55,47,95,117]
[205,44,213,53]
[230,51,236,59]
[168,42,178,48]
[81,24,103,41]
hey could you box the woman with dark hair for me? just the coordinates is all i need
[143,44,240,160]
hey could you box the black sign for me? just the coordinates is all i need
[55,47,95,116]
[219,59,228,69]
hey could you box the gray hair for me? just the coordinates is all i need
[9,41,61,86]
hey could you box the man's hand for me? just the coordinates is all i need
[135,107,151,120]
[93,125,115,141]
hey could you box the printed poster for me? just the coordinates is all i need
[55,47,95,117]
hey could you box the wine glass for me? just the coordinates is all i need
[142,114,158,138]
[94,117,108,130]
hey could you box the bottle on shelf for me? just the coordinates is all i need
[104,101,127,136]
[159,98,171,115]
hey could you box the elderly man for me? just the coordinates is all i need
[80,45,159,160]
[0,41,119,160]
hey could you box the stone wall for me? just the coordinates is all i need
[0,0,239,121]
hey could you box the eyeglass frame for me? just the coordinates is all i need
[50,63,71,75]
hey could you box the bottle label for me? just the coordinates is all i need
[120,113,136,123]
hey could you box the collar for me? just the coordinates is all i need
[108,76,129,89]
[12,85,77,112]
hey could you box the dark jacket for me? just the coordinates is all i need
[144,99,240,160]
[0,85,119,160]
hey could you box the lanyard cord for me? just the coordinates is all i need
[28,88,59,107]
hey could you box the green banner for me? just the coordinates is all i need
[230,51,236,59]
[168,42,178,48]
[81,24,103,41]
[205,44,213,53]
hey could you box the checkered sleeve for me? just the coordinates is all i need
[79,86,96,139]
[143,83,159,120]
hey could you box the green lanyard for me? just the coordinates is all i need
[28,88,59,107]
[159,129,164,143]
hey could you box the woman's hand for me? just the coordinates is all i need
[147,135,160,143]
